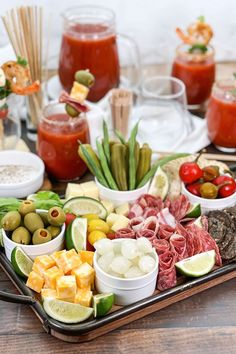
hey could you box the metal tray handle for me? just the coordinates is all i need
[0,290,36,305]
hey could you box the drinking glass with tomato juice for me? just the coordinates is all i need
[206,80,236,152]
[37,102,89,181]
[59,6,140,102]
[172,44,215,109]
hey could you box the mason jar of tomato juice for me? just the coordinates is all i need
[37,102,89,181]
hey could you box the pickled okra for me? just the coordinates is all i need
[111,143,128,191]
[136,143,152,185]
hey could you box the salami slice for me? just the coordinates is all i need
[129,217,145,232]
[115,228,136,239]
[158,250,176,271]
[142,216,159,235]
[165,195,190,221]
[157,208,176,228]
[169,234,187,261]
[136,194,164,210]
[59,91,89,112]
[157,267,177,291]
[128,203,144,219]
[152,239,170,255]
[158,224,175,240]
[143,207,158,218]
[136,229,157,242]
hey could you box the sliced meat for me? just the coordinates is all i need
[129,217,145,232]
[136,229,157,242]
[152,239,170,255]
[142,216,159,235]
[157,267,177,291]
[169,234,187,261]
[128,203,143,219]
[165,195,190,221]
[143,207,158,218]
[157,208,176,228]
[158,224,175,240]
[115,228,136,239]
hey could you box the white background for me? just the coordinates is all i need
[0,0,236,64]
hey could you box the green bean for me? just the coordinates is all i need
[96,139,119,190]
[115,129,126,144]
[137,153,190,188]
[102,120,111,165]
[79,144,109,188]
[128,121,139,190]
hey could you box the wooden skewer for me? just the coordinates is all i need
[152,150,236,162]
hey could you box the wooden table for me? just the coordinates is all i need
[1,62,236,354]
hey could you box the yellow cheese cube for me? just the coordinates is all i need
[53,249,82,274]
[72,263,95,289]
[78,250,94,266]
[32,255,56,276]
[59,297,75,303]
[56,275,77,300]
[70,82,89,103]
[43,266,64,289]
[74,288,93,307]
[41,288,57,300]
[26,271,44,293]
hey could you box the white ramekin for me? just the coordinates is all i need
[2,209,65,261]
[95,178,150,207]
[94,239,159,306]
[182,182,236,214]
[0,150,45,198]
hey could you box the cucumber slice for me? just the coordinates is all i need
[186,203,201,218]
[63,197,107,219]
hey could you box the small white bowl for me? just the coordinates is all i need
[2,209,65,261]
[0,150,45,198]
[95,178,150,207]
[94,239,159,306]
[182,182,236,214]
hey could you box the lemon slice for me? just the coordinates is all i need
[148,166,169,200]
[175,250,215,277]
[66,217,87,251]
[93,293,114,318]
[43,298,93,324]
[11,247,33,278]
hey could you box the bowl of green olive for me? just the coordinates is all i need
[1,200,66,261]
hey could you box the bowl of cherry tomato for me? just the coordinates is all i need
[179,160,236,213]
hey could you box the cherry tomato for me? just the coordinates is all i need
[106,232,116,240]
[186,182,202,196]
[218,183,236,198]
[179,162,203,184]
[65,213,76,227]
[86,240,95,252]
[212,175,236,187]
[0,107,8,119]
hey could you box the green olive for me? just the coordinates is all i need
[24,213,44,233]
[12,227,31,245]
[65,104,79,118]
[38,212,50,227]
[74,70,95,88]
[18,200,36,216]
[32,228,52,245]
[47,225,61,239]
[1,211,21,231]
[47,207,66,226]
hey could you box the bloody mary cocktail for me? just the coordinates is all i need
[58,7,120,102]
[172,44,215,107]
[206,80,236,152]
[37,103,89,181]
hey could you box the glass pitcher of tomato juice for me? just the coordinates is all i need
[59,6,140,102]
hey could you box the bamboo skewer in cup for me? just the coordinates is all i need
[2,6,43,140]
[109,89,133,138]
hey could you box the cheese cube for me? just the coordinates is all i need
[51,250,66,264]
[65,183,84,200]
[52,250,82,274]
[115,203,130,217]
[41,289,57,300]
[78,250,94,266]
[59,297,75,303]
[56,275,77,300]
[70,82,89,103]
[74,288,93,307]
[101,199,114,214]
[43,266,63,289]
[72,263,95,289]
[80,181,99,199]
[26,271,44,293]
[32,255,56,276]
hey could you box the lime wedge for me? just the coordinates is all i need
[66,217,87,251]
[0,229,4,247]
[63,197,107,220]
[11,246,33,278]
[148,166,169,200]
[43,298,93,324]
[175,250,215,277]
[193,216,203,228]
[186,203,201,218]
[93,293,114,318]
